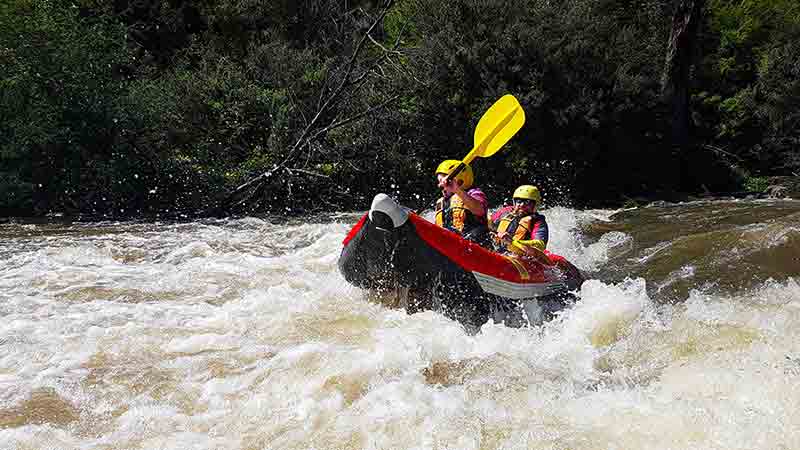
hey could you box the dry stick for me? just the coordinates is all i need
[218,0,396,212]
[287,168,331,178]
[315,64,333,112]
[381,15,427,88]
[235,93,399,207]
[703,144,743,161]
[274,1,394,162]
[288,88,309,126]
[306,94,401,143]
[367,33,402,56]
[305,17,407,138]
[229,179,268,213]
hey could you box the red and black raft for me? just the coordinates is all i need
[338,194,585,328]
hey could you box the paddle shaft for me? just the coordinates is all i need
[415,95,524,214]
[440,105,522,186]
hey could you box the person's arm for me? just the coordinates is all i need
[510,238,552,264]
[529,215,548,247]
[514,238,546,251]
[452,185,486,217]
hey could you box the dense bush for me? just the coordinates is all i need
[1,0,798,217]
[1,0,131,215]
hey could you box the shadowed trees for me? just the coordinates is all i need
[1,0,798,217]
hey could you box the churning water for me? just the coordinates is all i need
[1,199,799,450]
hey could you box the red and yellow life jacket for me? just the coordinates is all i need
[492,208,548,252]
[435,194,486,236]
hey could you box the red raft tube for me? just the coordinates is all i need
[338,194,584,329]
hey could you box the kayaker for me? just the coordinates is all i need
[434,160,490,244]
[491,185,549,257]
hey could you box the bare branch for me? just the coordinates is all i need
[316,61,332,111]
[288,88,308,126]
[287,168,331,178]
[368,33,402,56]
[218,0,397,213]
[345,159,364,172]
[703,144,743,161]
[346,51,393,88]
[307,94,401,143]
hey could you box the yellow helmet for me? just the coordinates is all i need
[513,185,541,204]
[435,159,474,189]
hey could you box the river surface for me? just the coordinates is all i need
[1,199,799,450]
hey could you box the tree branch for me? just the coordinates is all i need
[307,94,401,142]
[217,0,397,213]
[286,168,330,178]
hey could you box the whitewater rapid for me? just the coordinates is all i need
[1,204,799,450]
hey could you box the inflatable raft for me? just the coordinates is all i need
[338,194,584,329]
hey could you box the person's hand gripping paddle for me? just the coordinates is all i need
[419,94,526,213]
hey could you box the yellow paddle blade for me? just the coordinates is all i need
[464,94,525,164]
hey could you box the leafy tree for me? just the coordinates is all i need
[2,0,799,217]
[695,0,800,173]
[0,0,131,215]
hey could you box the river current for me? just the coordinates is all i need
[1,199,799,450]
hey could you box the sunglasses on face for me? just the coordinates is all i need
[513,199,536,207]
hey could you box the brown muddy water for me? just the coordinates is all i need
[1,199,799,450]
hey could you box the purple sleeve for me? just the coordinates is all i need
[491,205,514,223]
[467,188,489,216]
[531,214,549,244]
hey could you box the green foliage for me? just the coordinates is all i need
[384,0,675,203]
[753,40,800,173]
[2,0,799,217]
[384,1,419,47]
[0,0,131,214]
[743,175,770,193]
[695,0,800,174]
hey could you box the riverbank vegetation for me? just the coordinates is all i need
[2,0,798,217]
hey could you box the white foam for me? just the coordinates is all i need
[1,217,799,450]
